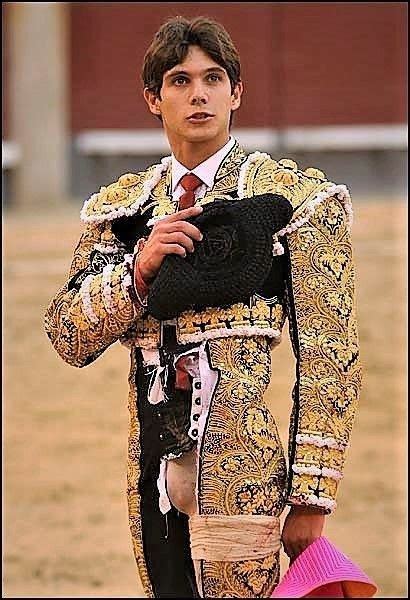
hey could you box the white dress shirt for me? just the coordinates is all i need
[171,136,236,204]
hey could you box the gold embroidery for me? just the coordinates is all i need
[214,142,247,184]
[278,158,298,170]
[304,167,326,180]
[118,173,142,188]
[199,337,287,597]
[151,167,175,219]
[82,166,158,220]
[272,169,299,186]
[126,352,154,597]
[202,552,280,598]
[241,155,331,220]
[286,195,362,504]
[131,298,285,348]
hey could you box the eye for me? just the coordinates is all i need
[173,76,188,85]
[207,73,222,82]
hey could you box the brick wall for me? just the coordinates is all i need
[69,2,407,131]
[3,3,407,136]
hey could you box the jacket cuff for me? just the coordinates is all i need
[287,433,349,514]
[77,256,137,325]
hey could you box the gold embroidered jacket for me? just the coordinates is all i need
[45,142,362,595]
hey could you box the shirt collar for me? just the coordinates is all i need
[171,136,236,192]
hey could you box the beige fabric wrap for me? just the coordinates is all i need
[189,514,281,561]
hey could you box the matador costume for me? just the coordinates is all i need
[45,141,362,598]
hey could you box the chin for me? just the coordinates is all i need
[183,125,224,143]
[186,132,217,144]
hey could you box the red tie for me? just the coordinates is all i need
[178,173,203,210]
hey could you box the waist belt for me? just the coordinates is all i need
[159,320,198,357]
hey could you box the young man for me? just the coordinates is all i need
[45,16,362,599]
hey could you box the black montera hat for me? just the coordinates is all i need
[147,194,293,320]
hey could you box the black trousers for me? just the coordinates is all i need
[135,349,199,598]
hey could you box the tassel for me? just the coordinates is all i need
[272,240,285,256]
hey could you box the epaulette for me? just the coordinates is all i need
[239,154,328,210]
[80,156,172,224]
[239,153,353,230]
[236,152,353,255]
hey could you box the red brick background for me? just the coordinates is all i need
[69,2,407,131]
[2,3,407,136]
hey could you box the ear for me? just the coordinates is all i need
[231,80,244,111]
[143,87,162,116]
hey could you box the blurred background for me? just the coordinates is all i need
[3,2,407,598]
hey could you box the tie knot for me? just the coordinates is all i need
[180,173,203,192]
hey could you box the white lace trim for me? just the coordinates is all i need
[303,495,337,512]
[275,183,353,242]
[102,264,116,314]
[296,434,348,451]
[79,274,99,324]
[179,326,282,345]
[326,183,353,227]
[322,467,344,480]
[237,151,271,199]
[80,156,172,223]
[122,273,134,297]
[120,325,282,349]
[292,464,343,481]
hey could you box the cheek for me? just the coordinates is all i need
[161,100,181,121]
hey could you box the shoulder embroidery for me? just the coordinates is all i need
[239,153,353,234]
[80,156,172,223]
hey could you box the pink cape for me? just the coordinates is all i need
[271,536,377,598]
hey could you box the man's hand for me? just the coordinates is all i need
[281,504,326,563]
[138,206,203,282]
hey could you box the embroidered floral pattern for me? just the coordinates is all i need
[199,336,287,597]
[285,195,362,511]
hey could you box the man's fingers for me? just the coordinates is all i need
[161,243,187,257]
[162,232,195,253]
[282,539,311,562]
[161,205,203,222]
[159,220,203,241]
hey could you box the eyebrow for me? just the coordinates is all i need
[165,66,226,80]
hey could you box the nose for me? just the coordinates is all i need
[189,80,208,105]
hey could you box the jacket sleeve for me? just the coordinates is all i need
[284,186,362,513]
[44,221,145,368]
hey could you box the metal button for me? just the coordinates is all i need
[192,429,198,437]
[193,414,199,421]
[194,397,201,405]
[159,433,164,440]
[194,381,201,390]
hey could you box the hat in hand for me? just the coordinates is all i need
[147,194,293,321]
[271,536,377,598]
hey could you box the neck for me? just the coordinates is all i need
[168,134,230,170]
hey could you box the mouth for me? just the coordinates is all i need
[187,112,215,123]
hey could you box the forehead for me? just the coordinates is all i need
[165,45,225,76]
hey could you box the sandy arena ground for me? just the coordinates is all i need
[3,200,407,597]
